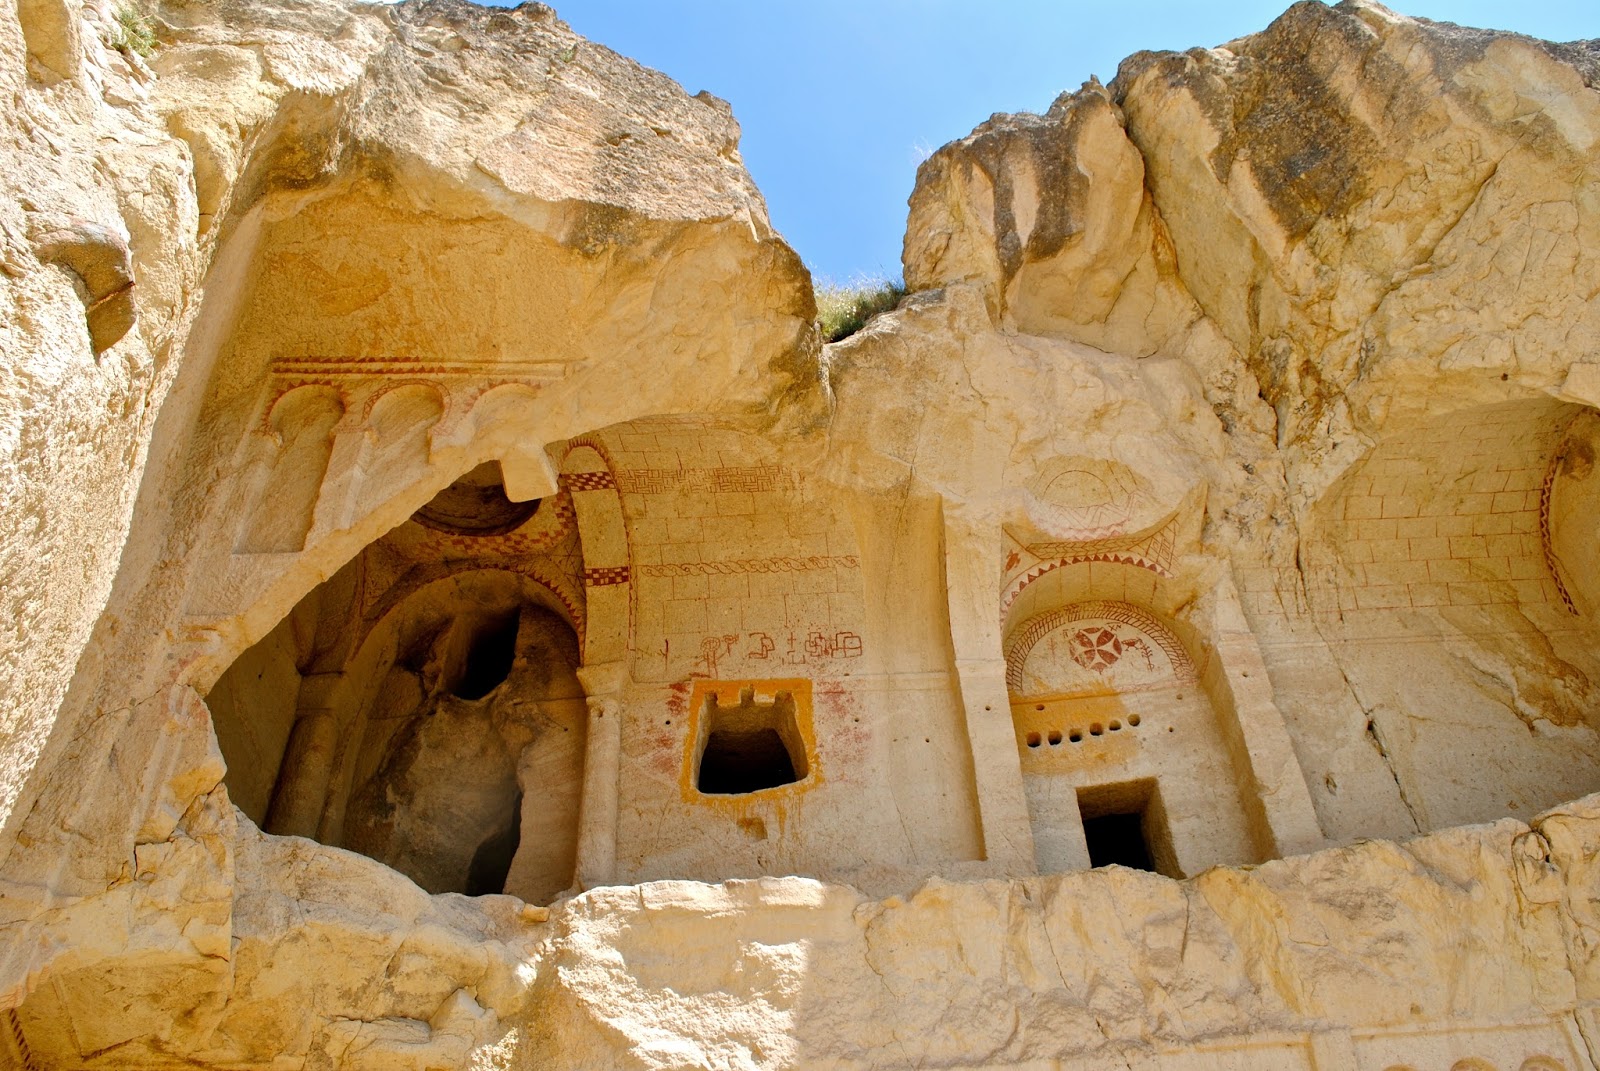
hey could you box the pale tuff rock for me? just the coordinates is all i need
[28,220,136,355]
[24,795,1600,1068]
[908,0,1600,848]
[3,0,1600,1068]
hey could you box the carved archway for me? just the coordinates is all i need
[559,439,632,667]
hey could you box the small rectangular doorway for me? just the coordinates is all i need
[1076,778,1179,878]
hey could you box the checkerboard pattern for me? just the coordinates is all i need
[584,565,632,587]
[560,471,617,492]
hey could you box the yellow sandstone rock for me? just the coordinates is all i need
[2,0,1600,1067]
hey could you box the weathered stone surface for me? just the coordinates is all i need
[31,219,137,353]
[908,0,1600,849]
[4,0,1600,1067]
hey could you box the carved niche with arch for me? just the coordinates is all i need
[1002,579,1258,879]
[205,444,611,904]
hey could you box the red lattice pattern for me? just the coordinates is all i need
[584,565,631,587]
[560,470,617,492]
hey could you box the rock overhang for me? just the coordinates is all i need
[4,0,1600,1067]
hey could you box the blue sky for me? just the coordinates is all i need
[479,1,1596,286]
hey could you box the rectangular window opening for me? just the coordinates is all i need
[694,685,808,795]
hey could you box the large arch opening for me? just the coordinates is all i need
[1302,398,1600,831]
[206,462,590,903]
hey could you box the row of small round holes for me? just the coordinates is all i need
[1025,713,1141,748]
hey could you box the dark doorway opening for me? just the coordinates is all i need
[1076,778,1178,877]
[693,686,808,796]
[698,728,798,794]
[453,613,519,699]
[465,793,523,896]
[1081,811,1154,872]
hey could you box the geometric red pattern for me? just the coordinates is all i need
[1000,552,1171,626]
[560,470,617,492]
[1540,427,1580,616]
[584,565,631,587]
[1004,600,1195,695]
[1027,518,1176,570]
[1069,625,1125,672]
[1002,516,1179,625]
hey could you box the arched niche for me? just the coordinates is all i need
[236,384,345,553]
[206,458,592,904]
[1002,579,1258,879]
[1302,396,1600,831]
[352,383,445,519]
[1304,397,1586,624]
[334,572,586,902]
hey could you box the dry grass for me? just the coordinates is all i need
[815,276,907,342]
[112,6,157,58]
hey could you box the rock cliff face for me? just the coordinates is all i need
[904,0,1600,848]
[3,0,1600,1068]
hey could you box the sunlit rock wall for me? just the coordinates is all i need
[2,0,1600,1068]
[905,0,1600,846]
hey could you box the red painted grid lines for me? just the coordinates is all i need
[615,465,795,495]
[1335,423,1564,612]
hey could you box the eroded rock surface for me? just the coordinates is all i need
[3,0,1600,1067]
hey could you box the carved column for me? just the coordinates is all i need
[306,418,371,544]
[1201,570,1325,859]
[573,662,626,890]
[263,672,343,839]
[942,505,1042,874]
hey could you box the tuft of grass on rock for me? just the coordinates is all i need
[815,276,907,343]
[112,5,157,58]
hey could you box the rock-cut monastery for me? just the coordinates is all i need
[2,0,1600,1068]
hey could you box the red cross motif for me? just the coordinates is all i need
[1069,626,1123,673]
